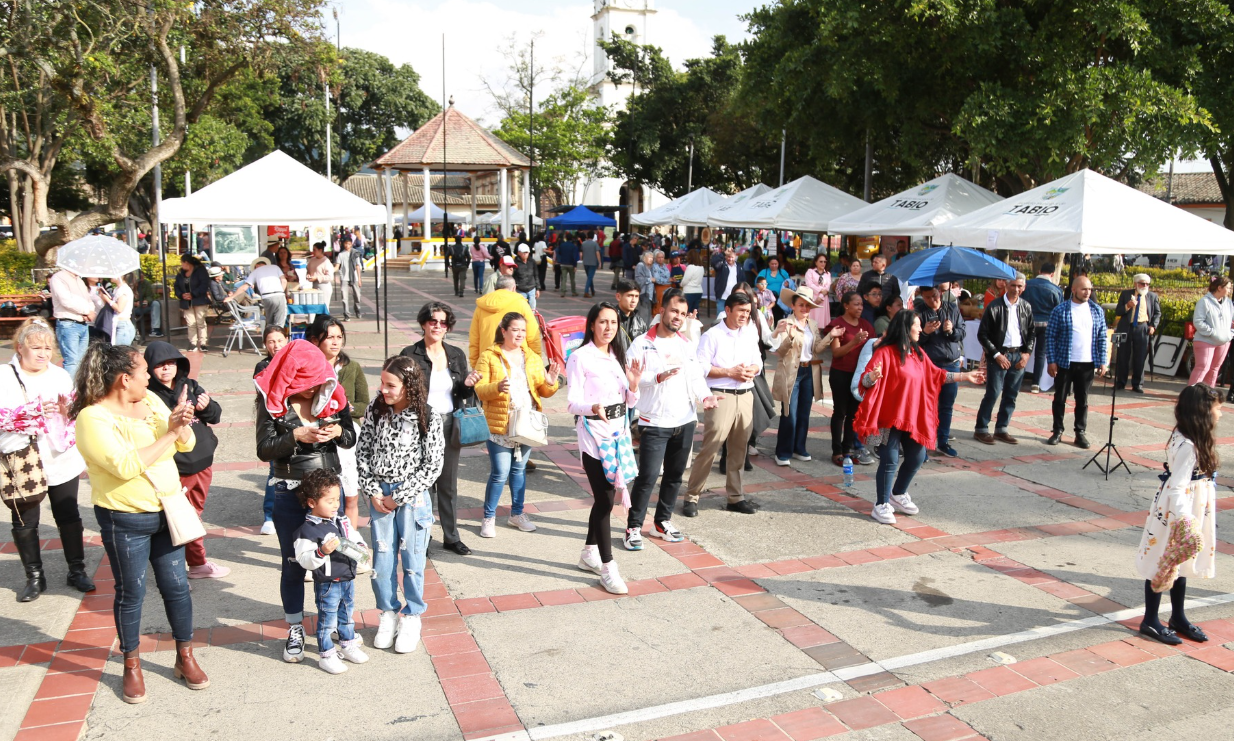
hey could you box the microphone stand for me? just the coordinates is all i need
[1084,333,1131,480]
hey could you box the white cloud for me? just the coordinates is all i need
[338,0,721,125]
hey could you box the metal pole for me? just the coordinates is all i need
[152,63,168,335]
[443,35,449,242]
[688,136,694,191]
[325,78,332,181]
[778,129,785,187]
[529,39,534,234]
[863,130,873,202]
[383,221,389,357]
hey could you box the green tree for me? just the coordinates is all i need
[267,46,439,182]
[0,0,325,261]
[1192,1,1234,231]
[494,86,609,206]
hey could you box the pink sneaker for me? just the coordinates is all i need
[188,562,231,579]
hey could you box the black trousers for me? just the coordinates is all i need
[582,453,618,563]
[452,265,467,295]
[627,421,695,530]
[11,479,81,531]
[1115,324,1150,389]
[537,261,548,290]
[829,369,858,456]
[1052,362,1095,434]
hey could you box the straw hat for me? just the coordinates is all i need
[251,256,272,269]
[780,284,820,309]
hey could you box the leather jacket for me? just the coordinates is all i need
[256,402,357,480]
[616,307,648,356]
[401,340,476,410]
[977,295,1035,359]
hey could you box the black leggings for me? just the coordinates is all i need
[11,479,82,532]
[582,453,617,564]
[1143,577,1191,628]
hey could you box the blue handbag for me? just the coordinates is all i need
[452,396,489,448]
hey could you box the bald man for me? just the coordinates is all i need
[1044,276,1108,448]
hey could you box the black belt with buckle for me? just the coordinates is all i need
[714,387,751,395]
[585,402,626,420]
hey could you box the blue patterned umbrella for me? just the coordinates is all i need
[884,245,1016,285]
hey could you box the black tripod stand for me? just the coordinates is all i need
[1084,333,1131,479]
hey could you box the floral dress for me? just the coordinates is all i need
[833,272,861,303]
[1136,431,1217,588]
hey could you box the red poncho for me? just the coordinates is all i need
[853,344,946,450]
[253,339,347,419]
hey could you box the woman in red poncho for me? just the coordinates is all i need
[854,311,984,525]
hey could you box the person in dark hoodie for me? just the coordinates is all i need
[144,341,229,578]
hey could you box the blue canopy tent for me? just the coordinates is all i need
[885,245,1016,285]
[545,205,616,229]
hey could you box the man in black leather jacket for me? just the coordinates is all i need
[974,273,1034,444]
[614,278,648,356]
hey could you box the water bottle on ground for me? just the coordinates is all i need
[842,456,854,487]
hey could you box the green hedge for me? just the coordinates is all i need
[0,240,38,294]
[140,253,182,288]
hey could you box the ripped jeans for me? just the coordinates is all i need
[369,482,434,616]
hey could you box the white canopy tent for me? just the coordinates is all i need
[680,183,770,228]
[159,150,387,227]
[708,176,867,232]
[483,209,542,227]
[933,169,1234,254]
[830,173,1003,236]
[630,187,723,226]
[395,203,472,224]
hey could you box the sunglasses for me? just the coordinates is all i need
[424,318,450,327]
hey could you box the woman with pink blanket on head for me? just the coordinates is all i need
[567,302,643,596]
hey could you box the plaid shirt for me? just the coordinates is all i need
[1045,299,1108,369]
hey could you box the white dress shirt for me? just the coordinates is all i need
[630,330,712,428]
[1001,295,1023,352]
[697,319,762,390]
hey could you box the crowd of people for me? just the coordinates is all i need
[8,234,1229,698]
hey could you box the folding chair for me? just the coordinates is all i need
[221,300,263,357]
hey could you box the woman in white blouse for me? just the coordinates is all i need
[567,302,643,594]
[2,319,93,602]
[98,274,136,346]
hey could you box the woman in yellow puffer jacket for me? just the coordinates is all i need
[473,311,561,539]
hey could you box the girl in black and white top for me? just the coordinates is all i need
[356,355,445,655]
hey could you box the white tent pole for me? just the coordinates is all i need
[470,177,477,229]
[523,169,532,235]
[500,168,510,237]
[423,166,432,245]
[400,172,410,248]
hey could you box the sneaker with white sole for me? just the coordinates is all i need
[775,457,791,466]
[870,503,897,524]
[889,493,919,515]
[260,520,275,536]
[339,640,369,664]
[318,649,348,674]
[283,624,306,663]
[373,610,398,649]
[855,449,876,466]
[479,517,496,538]
[578,545,602,574]
[395,614,421,654]
[792,453,812,462]
[623,528,643,551]
[599,561,628,594]
[507,513,537,532]
[652,521,683,542]
[188,562,231,579]
[748,445,760,457]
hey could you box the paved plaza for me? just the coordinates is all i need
[4,268,1234,741]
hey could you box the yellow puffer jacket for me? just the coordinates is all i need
[474,343,559,435]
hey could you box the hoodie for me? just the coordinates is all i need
[143,342,221,475]
[467,290,544,368]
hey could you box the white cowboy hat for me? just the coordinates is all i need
[780,284,820,309]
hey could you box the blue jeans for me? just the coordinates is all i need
[521,289,537,310]
[875,428,928,506]
[936,359,961,448]
[484,440,529,519]
[369,483,433,616]
[56,320,89,380]
[313,580,356,655]
[272,482,311,623]
[113,319,136,346]
[472,261,486,292]
[975,351,1025,434]
[686,293,702,314]
[262,464,276,521]
[584,265,597,294]
[95,507,193,653]
[775,366,814,461]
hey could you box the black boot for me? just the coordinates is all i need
[59,521,95,593]
[12,528,46,603]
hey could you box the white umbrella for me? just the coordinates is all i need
[55,234,141,278]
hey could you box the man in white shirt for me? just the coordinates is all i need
[715,248,739,304]
[625,289,718,547]
[48,268,96,378]
[974,273,1033,444]
[336,237,364,320]
[306,242,335,312]
[230,257,287,328]
[683,291,762,516]
[1044,275,1108,448]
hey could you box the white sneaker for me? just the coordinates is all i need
[318,650,348,674]
[282,624,305,663]
[260,520,275,536]
[775,457,791,466]
[578,545,602,574]
[507,513,537,532]
[792,453,812,462]
[623,528,643,551]
[339,641,369,664]
[889,494,919,515]
[748,445,760,457]
[599,561,628,595]
[373,610,398,649]
[1031,384,1041,394]
[479,517,496,538]
[871,503,897,525]
[395,614,422,654]
[652,521,684,542]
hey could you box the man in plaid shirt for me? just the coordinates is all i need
[1044,275,1108,449]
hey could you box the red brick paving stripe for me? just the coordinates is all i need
[712,578,765,597]
[19,693,94,729]
[826,696,900,730]
[715,718,794,741]
[452,696,523,736]
[769,706,848,740]
[963,666,1038,696]
[430,650,493,679]
[1189,645,1234,671]
[1049,648,1118,676]
[902,714,982,741]
[489,593,542,612]
[778,624,840,649]
[13,722,85,741]
[874,684,948,720]
[660,732,724,741]
[920,677,996,706]
[533,588,587,606]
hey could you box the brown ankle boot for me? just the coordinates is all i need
[122,651,147,704]
[173,642,209,690]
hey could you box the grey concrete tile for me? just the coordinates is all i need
[1001,461,1158,512]
[0,546,104,646]
[0,664,46,741]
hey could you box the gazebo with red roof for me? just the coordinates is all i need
[371,102,532,238]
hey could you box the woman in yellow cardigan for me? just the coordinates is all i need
[71,343,206,705]
[473,311,560,539]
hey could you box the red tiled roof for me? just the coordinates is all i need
[341,174,498,207]
[1136,171,1225,206]
[372,106,530,171]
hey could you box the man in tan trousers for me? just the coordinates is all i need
[683,291,761,516]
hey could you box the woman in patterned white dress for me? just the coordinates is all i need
[1135,383,1220,645]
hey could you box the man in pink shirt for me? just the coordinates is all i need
[48,268,96,378]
